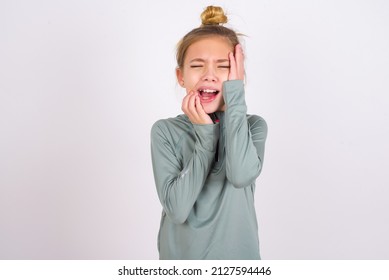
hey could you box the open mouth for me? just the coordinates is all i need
[198,88,220,103]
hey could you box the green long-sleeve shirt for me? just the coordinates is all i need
[151,80,267,259]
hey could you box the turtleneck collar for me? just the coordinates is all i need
[212,111,225,127]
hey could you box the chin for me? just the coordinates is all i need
[202,102,224,114]
[203,106,217,114]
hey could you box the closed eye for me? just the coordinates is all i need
[190,65,203,68]
[218,65,230,69]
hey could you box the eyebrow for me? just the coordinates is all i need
[189,58,230,63]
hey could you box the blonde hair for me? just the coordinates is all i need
[176,6,240,69]
[200,6,227,26]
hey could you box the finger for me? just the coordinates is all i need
[182,90,195,115]
[234,44,245,80]
[181,91,191,113]
[188,92,200,119]
[195,96,213,124]
[195,95,205,115]
[228,51,237,80]
[235,44,244,60]
[194,95,206,116]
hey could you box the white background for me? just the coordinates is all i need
[1,0,388,259]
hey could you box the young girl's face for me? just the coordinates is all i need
[177,36,233,113]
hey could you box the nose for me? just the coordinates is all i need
[202,65,217,82]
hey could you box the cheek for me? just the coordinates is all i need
[217,69,230,81]
[183,71,201,88]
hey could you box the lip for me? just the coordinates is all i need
[197,86,220,92]
[199,94,217,103]
[197,86,220,103]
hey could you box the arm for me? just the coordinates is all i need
[223,80,268,188]
[223,44,267,188]
[150,120,219,224]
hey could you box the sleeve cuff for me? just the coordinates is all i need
[222,80,246,107]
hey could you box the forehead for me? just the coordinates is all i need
[185,36,233,61]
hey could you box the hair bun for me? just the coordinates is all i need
[200,6,227,26]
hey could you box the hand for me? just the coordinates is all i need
[228,44,245,81]
[181,91,213,125]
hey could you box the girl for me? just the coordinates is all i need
[151,6,267,260]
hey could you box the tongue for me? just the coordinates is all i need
[201,92,216,98]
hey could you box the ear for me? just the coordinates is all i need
[176,67,185,88]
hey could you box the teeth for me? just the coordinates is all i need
[200,89,217,93]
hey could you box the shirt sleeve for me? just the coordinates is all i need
[150,120,219,224]
[223,80,268,188]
